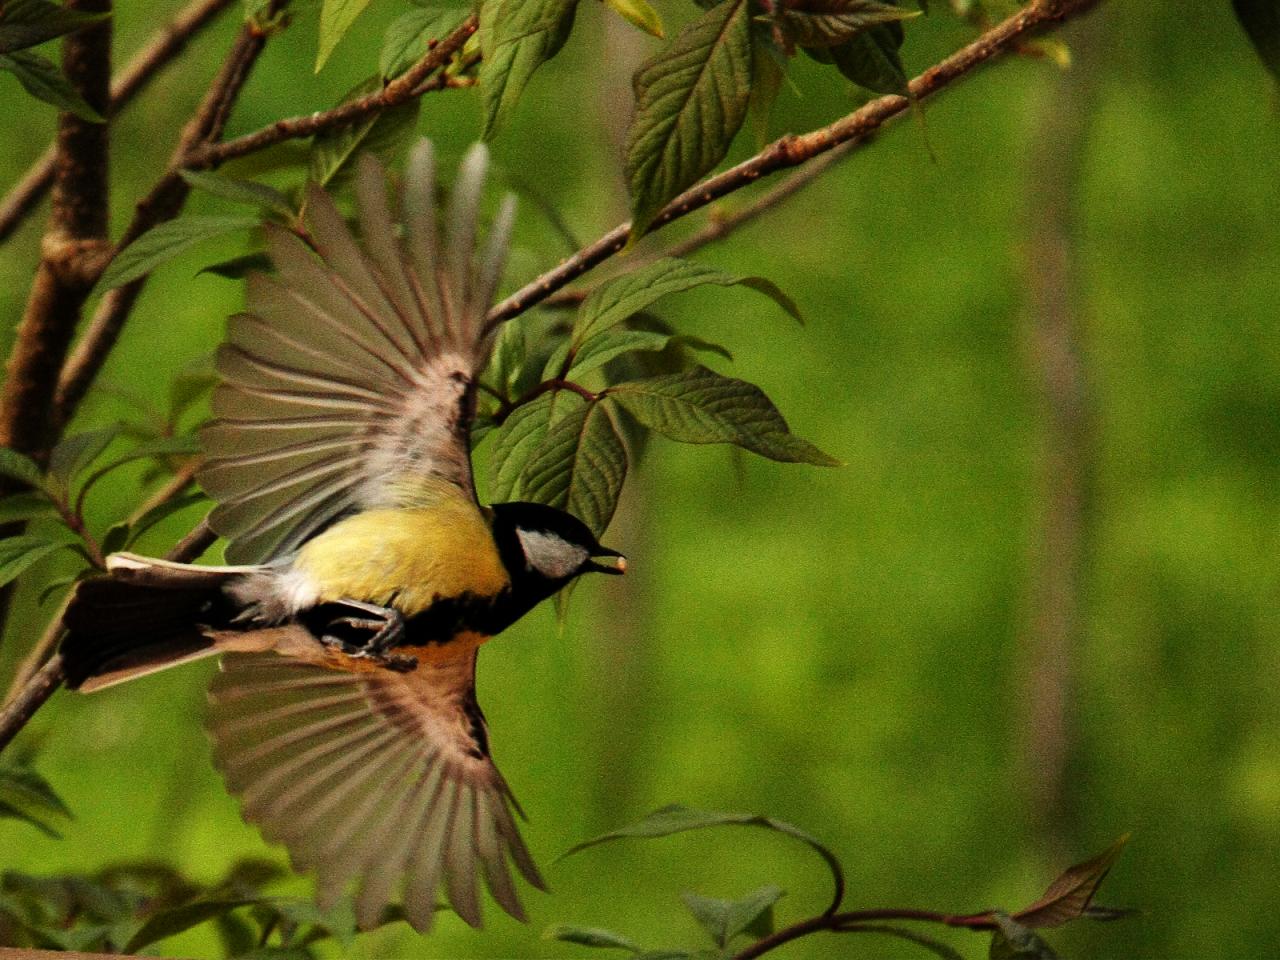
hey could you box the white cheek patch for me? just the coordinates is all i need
[516,528,589,580]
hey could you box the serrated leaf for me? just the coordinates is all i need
[309,79,421,189]
[0,535,74,587]
[574,257,800,347]
[125,898,259,953]
[1233,0,1280,79]
[381,7,461,79]
[778,0,915,50]
[988,914,1060,960]
[625,0,752,236]
[48,427,119,491]
[479,0,578,139]
[564,805,845,913]
[520,401,627,536]
[316,0,373,71]
[544,924,643,951]
[0,447,43,488]
[0,50,103,121]
[94,214,258,294]
[680,885,784,948]
[610,367,838,465]
[604,0,664,38]
[0,491,57,524]
[179,170,293,219]
[1012,835,1128,929]
[0,765,72,839]
[0,0,109,54]
[825,20,908,94]
[488,392,556,501]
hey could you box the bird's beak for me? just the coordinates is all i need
[586,546,626,576]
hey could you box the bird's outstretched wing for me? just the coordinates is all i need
[198,141,516,563]
[207,650,544,931]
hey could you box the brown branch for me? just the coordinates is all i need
[486,0,1101,333]
[182,15,478,172]
[0,0,236,245]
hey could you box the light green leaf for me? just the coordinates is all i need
[609,367,838,465]
[94,214,258,294]
[0,535,75,588]
[488,392,557,501]
[1233,0,1280,80]
[604,0,664,38]
[0,0,109,54]
[544,924,643,952]
[0,491,57,525]
[0,50,103,121]
[179,170,294,219]
[624,0,752,236]
[778,0,916,50]
[574,257,800,347]
[520,401,628,536]
[0,765,72,839]
[381,7,461,79]
[309,79,421,189]
[826,21,908,95]
[0,447,43,488]
[48,427,119,491]
[316,0,373,71]
[479,0,578,139]
[680,885,784,949]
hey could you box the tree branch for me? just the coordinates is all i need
[729,906,995,960]
[0,0,236,245]
[182,15,478,172]
[485,0,1101,333]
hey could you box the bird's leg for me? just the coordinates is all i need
[301,600,417,673]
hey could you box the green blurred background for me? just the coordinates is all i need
[2,1,1279,956]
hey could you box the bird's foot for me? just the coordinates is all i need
[302,600,417,673]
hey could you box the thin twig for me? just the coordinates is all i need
[730,906,995,960]
[485,0,1101,333]
[182,15,478,171]
[0,0,236,245]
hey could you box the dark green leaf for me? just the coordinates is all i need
[1233,0,1280,79]
[309,80,421,189]
[0,448,44,488]
[610,367,838,465]
[604,0,664,38]
[198,250,272,280]
[381,7,461,80]
[569,330,730,379]
[988,914,1060,960]
[169,361,218,419]
[0,492,57,525]
[179,170,294,219]
[680,885,784,948]
[1012,835,1129,929]
[479,0,578,139]
[0,49,103,120]
[47,427,120,491]
[826,20,908,94]
[0,766,72,838]
[488,392,556,501]
[38,573,82,605]
[124,491,207,549]
[316,0,373,71]
[0,536,74,587]
[778,0,915,49]
[544,923,643,952]
[842,923,964,960]
[625,0,752,236]
[94,214,258,294]
[574,257,800,347]
[520,401,628,536]
[125,898,259,953]
[0,0,109,54]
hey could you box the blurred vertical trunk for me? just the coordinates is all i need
[1018,19,1103,860]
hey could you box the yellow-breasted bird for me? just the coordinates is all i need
[58,141,626,932]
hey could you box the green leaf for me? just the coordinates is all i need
[988,913,1060,960]
[0,765,72,838]
[309,79,421,189]
[778,0,915,50]
[0,447,44,488]
[198,250,272,280]
[824,21,908,95]
[610,367,838,465]
[0,491,57,525]
[47,427,119,492]
[179,170,294,219]
[544,924,643,952]
[0,536,74,587]
[625,0,752,236]
[488,392,557,501]
[125,491,209,549]
[0,49,103,121]
[0,0,109,54]
[125,898,259,953]
[520,401,628,536]
[680,885,784,948]
[563,804,845,915]
[1233,0,1280,79]
[479,0,578,139]
[94,214,258,294]
[604,0,664,38]
[381,7,461,80]
[315,0,373,71]
[1012,835,1129,929]
[574,257,800,347]
[569,330,730,379]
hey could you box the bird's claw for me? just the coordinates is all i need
[302,600,413,673]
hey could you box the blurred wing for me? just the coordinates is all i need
[207,650,543,931]
[199,141,518,562]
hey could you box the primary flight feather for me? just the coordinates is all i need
[59,141,625,932]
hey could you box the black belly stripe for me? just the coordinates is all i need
[399,588,515,646]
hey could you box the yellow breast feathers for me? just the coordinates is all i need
[293,499,510,615]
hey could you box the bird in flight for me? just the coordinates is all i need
[59,141,626,932]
